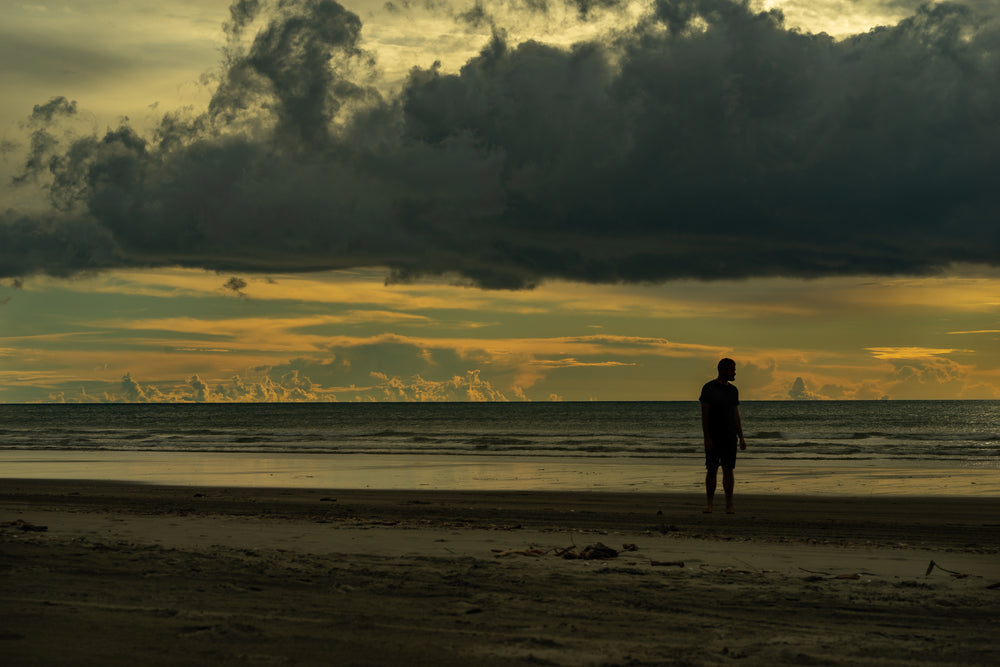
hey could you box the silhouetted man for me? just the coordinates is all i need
[699,358,747,513]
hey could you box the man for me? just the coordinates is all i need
[699,358,747,513]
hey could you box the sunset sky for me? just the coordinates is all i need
[2,0,1000,403]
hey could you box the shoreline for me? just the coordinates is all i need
[4,477,1000,551]
[2,450,998,496]
[3,479,999,665]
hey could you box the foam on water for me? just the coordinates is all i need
[0,401,998,493]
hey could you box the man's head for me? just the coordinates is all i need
[717,358,736,382]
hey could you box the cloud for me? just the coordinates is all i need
[762,346,1000,399]
[187,374,211,402]
[528,357,636,368]
[102,368,328,402]
[787,376,820,400]
[93,363,519,402]
[28,96,78,123]
[370,368,518,401]
[212,369,326,401]
[121,372,151,402]
[4,0,1000,288]
[879,355,991,398]
[865,346,959,359]
[222,276,248,297]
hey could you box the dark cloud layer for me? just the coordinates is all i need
[3,0,1000,288]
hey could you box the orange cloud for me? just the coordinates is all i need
[865,347,961,360]
[528,358,636,369]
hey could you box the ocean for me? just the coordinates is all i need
[2,400,998,464]
[1,401,998,494]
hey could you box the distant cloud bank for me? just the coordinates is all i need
[4,0,1000,288]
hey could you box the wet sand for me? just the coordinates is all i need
[2,479,999,665]
[4,450,999,496]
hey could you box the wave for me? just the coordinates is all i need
[1,400,998,466]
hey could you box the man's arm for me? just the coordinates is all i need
[734,406,747,450]
[701,401,713,450]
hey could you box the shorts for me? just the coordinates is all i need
[705,440,737,471]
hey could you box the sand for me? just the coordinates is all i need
[5,450,1000,496]
[2,479,999,666]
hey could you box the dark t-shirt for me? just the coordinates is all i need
[699,380,739,446]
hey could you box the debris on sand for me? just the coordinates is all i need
[1,519,48,532]
[925,560,970,579]
[492,548,547,558]
[562,542,619,560]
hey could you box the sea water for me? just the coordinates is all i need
[1,401,997,493]
[1,401,998,465]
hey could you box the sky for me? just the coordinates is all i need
[2,0,1000,403]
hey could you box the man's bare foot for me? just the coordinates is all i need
[725,504,735,514]
[703,505,713,513]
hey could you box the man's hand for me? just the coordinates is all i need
[738,437,747,451]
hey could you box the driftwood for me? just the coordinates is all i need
[650,560,685,567]
[799,567,875,579]
[925,560,969,579]
[492,548,547,558]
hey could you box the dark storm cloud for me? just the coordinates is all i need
[29,96,78,124]
[0,211,120,277]
[454,0,621,25]
[4,0,1000,288]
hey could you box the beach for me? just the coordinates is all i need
[2,479,998,666]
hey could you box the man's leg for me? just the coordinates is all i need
[722,468,735,513]
[705,467,718,513]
